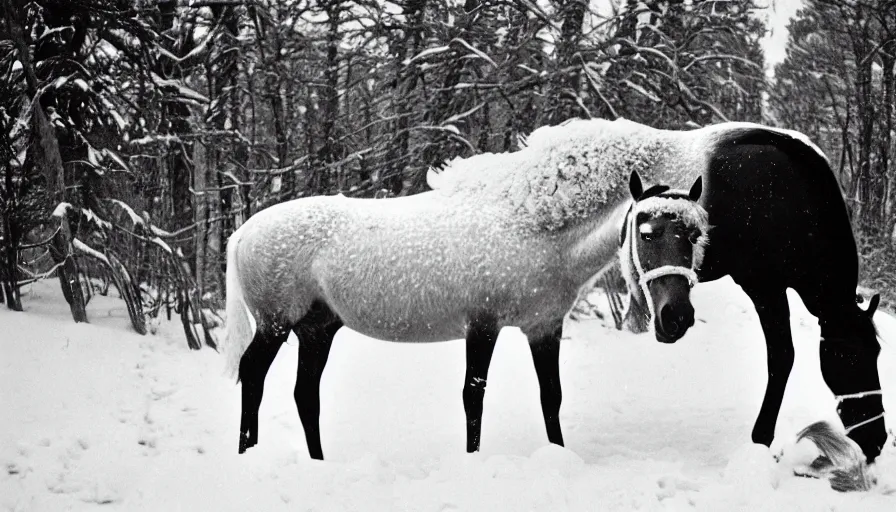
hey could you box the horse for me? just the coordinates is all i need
[522,118,884,464]
[222,161,708,459]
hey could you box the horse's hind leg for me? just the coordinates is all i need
[293,303,342,460]
[739,281,794,447]
[527,321,564,446]
[463,315,499,453]
[238,325,289,453]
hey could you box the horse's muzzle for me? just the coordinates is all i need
[655,302,695,343]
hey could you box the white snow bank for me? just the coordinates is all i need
[1,279,895,511]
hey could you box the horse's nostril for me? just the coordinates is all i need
[661,304,693,337]
[660,305,677,334]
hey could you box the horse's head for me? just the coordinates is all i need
[619,171,709,343]
[819,294,887,462]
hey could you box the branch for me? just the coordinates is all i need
[19,226,62,250]
[580,57,618,119]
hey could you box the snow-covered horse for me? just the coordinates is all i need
[519,119,885,465]
[223,159,708,458]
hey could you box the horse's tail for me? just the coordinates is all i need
[223,225,256,380]
[794,421,875,492]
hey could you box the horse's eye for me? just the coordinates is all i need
[688,229,702,244]
[639,225,663,241]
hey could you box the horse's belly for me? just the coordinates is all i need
[318,265,576,343]
[324,289,469,343]
[342,316,467,343]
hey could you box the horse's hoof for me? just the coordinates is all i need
[239,433,251,454]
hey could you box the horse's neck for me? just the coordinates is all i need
[560,200,630,285]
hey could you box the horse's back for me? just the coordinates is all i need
[232,193,575,340]
[689,124,858,305]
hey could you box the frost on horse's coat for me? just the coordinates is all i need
[226,191,629,377]
[429,119,687,231]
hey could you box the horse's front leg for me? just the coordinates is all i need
[526,321,564,446]
[463,315,499,453]
[740,282,794,447]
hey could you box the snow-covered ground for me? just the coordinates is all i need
[2,278,895,511]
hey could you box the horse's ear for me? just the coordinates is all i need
[689,176,703,201]
[867,294,880,317]
[630,171,643,200]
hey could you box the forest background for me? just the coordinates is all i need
[1,0,894,347]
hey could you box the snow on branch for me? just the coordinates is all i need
[248,155,310,175]
[450,38,497,68]
[614,38,677,70]
[622,79,660,103]
[52,202,72,218]
[151,237,173,255]
[103,148,129,172]
[106,199,181,248]
[109,199,145,227]
[682,54,762,72]
[129,134,185,147]
[441,102,485,125]
[218,170,252,186]
[149,225,175,238]
[150,72,210,103]
[73,238,110,265]
[403,39,497,68]
[82,209,112,230]
[678,81,730,123]
[403,45,451,66]
[37,25,73,41]
[156,25,214,67]
[580,58,619,119]
[17,262,65,285]
[412,124,462,135]
[85,143,130,173]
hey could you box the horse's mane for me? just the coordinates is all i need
[427,119,674,231]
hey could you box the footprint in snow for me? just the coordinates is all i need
[656,475,701,502]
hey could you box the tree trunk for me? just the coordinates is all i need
[384,0,428,195]
[5,0,87,322]
[48,203,88,323]
[74,245,147,334]
[207,4,241,297]
[847,6,875,232]
[249,5,290,196]
[879,48,894,240]
[0,117,22,311]
[544,0,587,126]
[0,221,23,311]
[315,3,343,195]
[158,0,196,271]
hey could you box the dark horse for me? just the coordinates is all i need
[600,119,886,463]
[223,157,708,459]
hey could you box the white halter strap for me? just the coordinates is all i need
[639,265,699,289]
[835,390,885,434]
[836,390,882,403]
